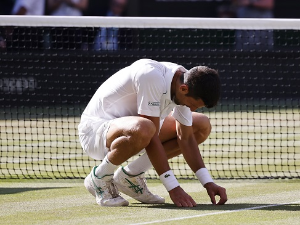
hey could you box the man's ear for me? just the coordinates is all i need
[179,84,189,94]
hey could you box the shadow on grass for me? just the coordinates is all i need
[129,203,300,211]
[0,187,68,195]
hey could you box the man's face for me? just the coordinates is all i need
[173,84,205,111]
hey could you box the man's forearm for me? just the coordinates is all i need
[145,135,170,175]
[178,135,214,186]
[146,134,181,193]
[178,135,205,172]
[140,115,171,175]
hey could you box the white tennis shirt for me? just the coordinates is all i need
[80,59,193,127]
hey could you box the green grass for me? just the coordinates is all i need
[0,179,299,225]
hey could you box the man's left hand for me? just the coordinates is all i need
[204,182,227,205]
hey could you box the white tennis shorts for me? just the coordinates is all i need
[78,117,166,161]
[78,119,111,160]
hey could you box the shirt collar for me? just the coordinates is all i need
[165,65,187,102]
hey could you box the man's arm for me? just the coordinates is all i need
[139,115,197,207]
[176,120,227,205]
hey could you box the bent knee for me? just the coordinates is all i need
[192,113,211,143]
[124,118,156,150]
[134,118,156,139]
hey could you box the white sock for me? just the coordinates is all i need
[124,152,153,175]
[94,154,118,178]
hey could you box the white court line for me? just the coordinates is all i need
[130,200,300,225]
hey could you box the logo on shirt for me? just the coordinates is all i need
[148,101,160,106]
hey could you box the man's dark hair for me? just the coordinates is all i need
[183,66,221,108]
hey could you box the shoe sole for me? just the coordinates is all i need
[97,196,130,207]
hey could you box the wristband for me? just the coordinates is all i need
[195,168,214,186]
[159,170,180,191]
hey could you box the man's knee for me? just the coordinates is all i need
[107,117,156,151]
[192,113,211,144]
[133,118,156,143]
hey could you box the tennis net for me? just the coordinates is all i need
[0,16,299,179]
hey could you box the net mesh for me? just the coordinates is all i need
[0,17,299,179]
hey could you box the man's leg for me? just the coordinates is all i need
[159,112,212,159]
[109,119,165,204]
[85,116,156,206]
[94,116,156,178]
[106,116,156,165]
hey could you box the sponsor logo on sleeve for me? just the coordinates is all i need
[148,101,160,106]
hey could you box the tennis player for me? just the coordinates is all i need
[78,58,227,207]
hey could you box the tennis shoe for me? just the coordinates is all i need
[113,167,165,204]
[84,166,129,207]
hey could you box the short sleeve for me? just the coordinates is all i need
[172,105,193,126]
[135,65,165,117]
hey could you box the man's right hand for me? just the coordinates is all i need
[169,186,197,207]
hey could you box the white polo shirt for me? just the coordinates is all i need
[80,59,193,127]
